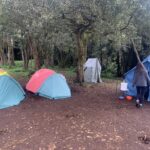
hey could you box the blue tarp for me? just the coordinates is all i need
[0,75,25,109]
[37,73,71,99]
[124,55,150,101]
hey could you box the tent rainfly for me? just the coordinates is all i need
[84,58,102,83]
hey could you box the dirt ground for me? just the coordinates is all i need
[1,79,150,150]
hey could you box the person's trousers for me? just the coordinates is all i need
[136,86,147,104]
[144,86,149,100]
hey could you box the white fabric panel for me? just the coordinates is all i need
[84,58,102,83]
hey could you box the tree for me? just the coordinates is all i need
[1,0,150,78]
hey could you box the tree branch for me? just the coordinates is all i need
[120,8,138,31]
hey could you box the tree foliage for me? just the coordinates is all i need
[0,0,150,81]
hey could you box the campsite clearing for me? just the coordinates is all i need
[0,79,150,150]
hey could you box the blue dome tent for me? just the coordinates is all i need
[124,55,150,101]
[38,73,71,99]
[0,70,26,109]
[26,69,71,100]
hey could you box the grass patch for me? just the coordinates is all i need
[0,60,76,79]
[0,60,34,79]
[0,60,120,81]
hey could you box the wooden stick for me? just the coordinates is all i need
[131,39,147,71]
[131,39,141,63]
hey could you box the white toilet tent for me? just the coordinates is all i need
[84,58,102,83]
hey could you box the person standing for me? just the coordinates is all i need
[133,62,150,108]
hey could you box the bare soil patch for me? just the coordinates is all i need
[1,79,150,150]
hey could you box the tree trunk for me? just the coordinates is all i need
[21,47,29,70]
[28,36,41,70]
[33,45,41,70]
[0,48,7,65]
[116,51,121,77]
[76,32,85,85]
[82,33,88,63]
[0,37,7,65]
[20,37,30,70]
[7,46,15,67]
[100,50,103,68]
[44,49,54,67]
[44,54,51,68]
[50,50,54,66]
[0,34,9,65]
